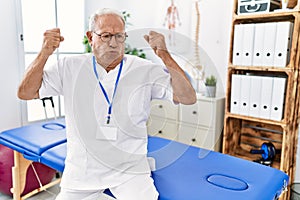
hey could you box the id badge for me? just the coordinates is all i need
[96,118,118,141]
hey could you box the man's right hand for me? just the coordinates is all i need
[17,28,64,100]
[41,28,64,56]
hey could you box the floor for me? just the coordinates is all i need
[0,184,115,200]
[0,184,59,200]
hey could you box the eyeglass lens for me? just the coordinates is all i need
[95,32,126,43]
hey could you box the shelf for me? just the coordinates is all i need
[232,146,281,170]
[233,10,299,23]
[224,1,300,199]
[223,117,284,170]
[225,113,287,127]
[227,65,295,73]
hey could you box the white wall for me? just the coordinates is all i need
[84,0,233,95]
[0,0,299,183]
[0,0,22,131]
[197,0,233,88]
[0,0,233,131]
[84,0,300,183]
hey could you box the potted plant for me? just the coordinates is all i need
[205,75,217,97]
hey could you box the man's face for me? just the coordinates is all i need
[88,14,125,67]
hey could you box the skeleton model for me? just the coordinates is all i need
[163,0,181,45]
[192,1,205,92]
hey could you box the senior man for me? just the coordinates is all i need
[18,8,196,200]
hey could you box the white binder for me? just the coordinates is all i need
[270,77,286,121]
[241,23,255,66]
[239,75,251,116]
[232,24,244,65]
[230,74,242,114]
[262,23,277,67]
[252,23,265,66]
[259,76,273,119]
[249,75,262,118]
[273,21,293,68]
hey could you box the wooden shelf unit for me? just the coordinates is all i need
[222,1,300,199]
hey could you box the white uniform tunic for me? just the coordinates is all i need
[39,54,173,190]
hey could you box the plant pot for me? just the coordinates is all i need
[205,85,216,97]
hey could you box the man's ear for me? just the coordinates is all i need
[86,31,93,44]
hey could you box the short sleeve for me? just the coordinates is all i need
[39,59,64,98]
[151,65,173,102]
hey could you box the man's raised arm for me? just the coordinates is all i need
[144,31,196,105]
[18,28,64,100]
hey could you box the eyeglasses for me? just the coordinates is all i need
[93,32,127,43]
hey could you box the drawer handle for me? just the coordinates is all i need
[159,105,163,109]
[192,111,197,115]
[191,138,196,142]
[158,130,163,134]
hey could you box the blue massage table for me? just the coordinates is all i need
[0,119,289,200]
[0,118,66,199]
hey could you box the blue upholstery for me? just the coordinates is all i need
[148,137,288,200]
[40,142,66,172]
[0,119,289,200]
[0,118,66,162]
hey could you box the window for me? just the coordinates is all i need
[20,0,84,122]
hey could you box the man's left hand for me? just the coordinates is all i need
[144,31,168,58]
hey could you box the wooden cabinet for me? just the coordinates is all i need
[147,95,225,152]
[222,1,300,199]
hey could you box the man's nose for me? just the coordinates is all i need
[109,35,118,48]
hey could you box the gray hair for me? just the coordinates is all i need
[88,8,125,31]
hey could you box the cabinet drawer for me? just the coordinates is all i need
[179,100,214,127]
[147,116,178,140]
[150,100,178,120]
[178,125,221,152]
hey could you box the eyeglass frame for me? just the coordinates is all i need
[93,31,128,43]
